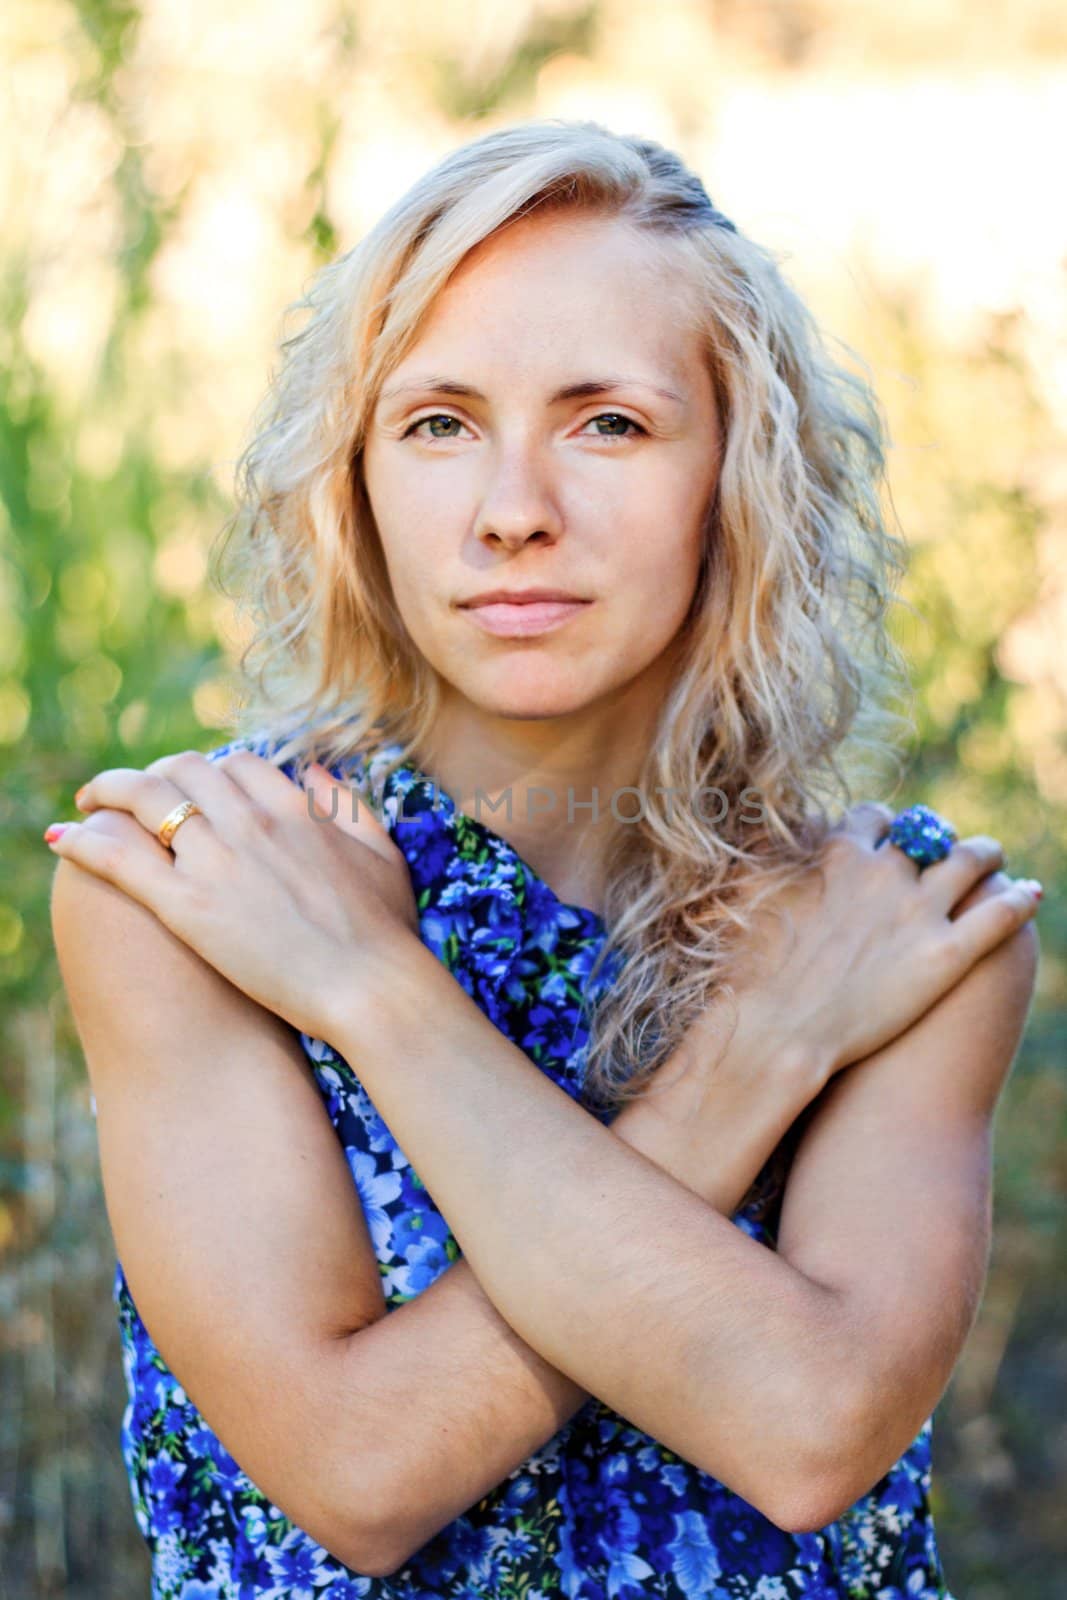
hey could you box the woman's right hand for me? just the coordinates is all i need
[689,802,1041,1092]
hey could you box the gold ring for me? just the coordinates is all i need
[157,799,203,851]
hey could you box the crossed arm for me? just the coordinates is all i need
[50,857,1037,1574]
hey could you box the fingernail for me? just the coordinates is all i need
[43,823,72,843]
[1023,879,1043,900]
[73,786,88,807]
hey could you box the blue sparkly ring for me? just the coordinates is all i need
[885,803,958,868]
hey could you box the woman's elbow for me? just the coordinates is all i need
[771,1375,917,1534]
[322,1469,446,1578]
[307,1459,413,1579]
[737,1461,854,1537]
[315,1401,428,1575]
[762,1437,865,1534]
[321,1478,439,1579]
[320,1520,411,1581]
[680,1414,839,1533]
[744,1365,870,1534]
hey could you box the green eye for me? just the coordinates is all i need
[587,413,645,438]
[405,414,465,440]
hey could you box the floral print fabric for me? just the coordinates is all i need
[111,735,956,1598]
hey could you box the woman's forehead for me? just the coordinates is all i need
[388,236,702,391]
[368,211,711,421]
[440,208,693,308]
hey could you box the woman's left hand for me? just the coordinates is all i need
[44,748,421,1044]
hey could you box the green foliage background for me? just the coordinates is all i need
[1,2,1064,1595]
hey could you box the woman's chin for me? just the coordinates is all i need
[463,681,606,722]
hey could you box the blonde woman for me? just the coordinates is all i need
[48,121,1040,1599]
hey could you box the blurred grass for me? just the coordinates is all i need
[1,2,1065,1595]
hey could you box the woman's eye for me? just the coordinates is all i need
[584,413,646,440]
[404,414,468,440]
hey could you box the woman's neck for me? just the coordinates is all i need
[413,703,659,918]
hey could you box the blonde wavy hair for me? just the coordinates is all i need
[210,117,916,1115]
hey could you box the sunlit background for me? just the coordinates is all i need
[2,2,1065,1595]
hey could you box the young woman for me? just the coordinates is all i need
[48,121,1040,1599]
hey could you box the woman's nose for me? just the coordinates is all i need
[472,447,563,549]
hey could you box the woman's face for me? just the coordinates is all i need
[362,208,722,726]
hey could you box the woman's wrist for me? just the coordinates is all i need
[323,926,437,1054]
[695,989,834,1101]
[331,939,828,1220]
[611,1002,829,1210]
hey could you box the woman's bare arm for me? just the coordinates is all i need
[772,872,1039,1498]
[329,1046,815,1572]
[50,855,818,1575]
[315,877,1037,1542]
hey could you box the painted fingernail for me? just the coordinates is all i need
[1022,879,1043,900]
[73,786,89,807]
[43,823,72,843]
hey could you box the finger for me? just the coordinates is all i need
[300,761,400,865]
[147,749,258,838]
[835,802,896,847]
[943,876,1040,977]
[209,748,398,863]
[72,766,213,856]
[858,803,925,875]
[204,749,369,835]
[45,810,177,909]
[207,747,313,810]
[919,835,1005,914]
[133,748,296,846]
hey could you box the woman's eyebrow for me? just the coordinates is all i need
[378,375,687,406]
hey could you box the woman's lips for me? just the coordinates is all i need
[461,600,592,637]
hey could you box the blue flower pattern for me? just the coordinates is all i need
[111,735,957,1597]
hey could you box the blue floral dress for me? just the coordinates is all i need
[109,734,958,1599]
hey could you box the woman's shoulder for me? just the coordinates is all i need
[203,729,388,789]
[203,730,297,768]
